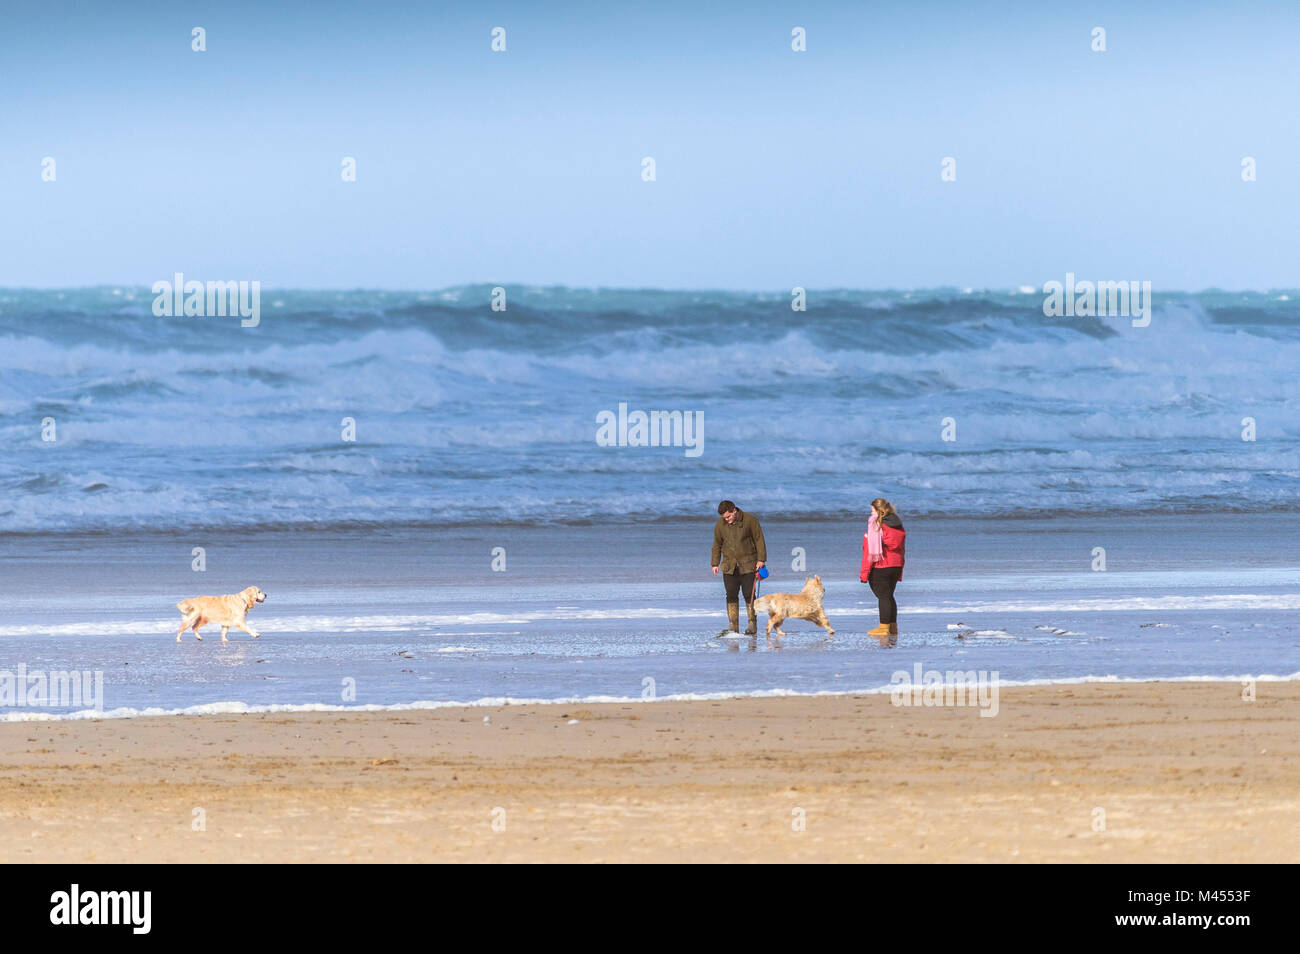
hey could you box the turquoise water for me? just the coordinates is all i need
[4,287,1298,716]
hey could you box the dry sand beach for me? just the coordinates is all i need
[1,680,1296,864]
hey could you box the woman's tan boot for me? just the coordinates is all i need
[868,623,891,637]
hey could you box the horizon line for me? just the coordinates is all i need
[1,283,1297,296]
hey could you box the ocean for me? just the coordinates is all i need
[2,287,1298,719]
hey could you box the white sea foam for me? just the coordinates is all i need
[908,595,1300,613]
[5,289,1300,533]
[3,593,1297,639]
[425,631,521,637]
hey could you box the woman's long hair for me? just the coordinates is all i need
[871,498,897,521]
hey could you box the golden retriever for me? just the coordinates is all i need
[752,575,834,639]
[175,586,267,642]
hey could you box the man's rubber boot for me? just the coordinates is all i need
[744,601,758,636]
[888,622,899,636]
[718,601,740,637]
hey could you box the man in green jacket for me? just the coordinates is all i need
[710,500,767,635]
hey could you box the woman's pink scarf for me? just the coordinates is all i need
[866,512,884,564]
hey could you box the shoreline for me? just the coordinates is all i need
[3,680,1296,863]
[3,672,1300,724]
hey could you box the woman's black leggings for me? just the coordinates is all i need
[868,567,902,624]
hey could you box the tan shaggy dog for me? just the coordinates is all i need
[175,586,267,642]
[752,575,834,639]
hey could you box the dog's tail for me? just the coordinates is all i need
[752,595,771,613]
[177,599,194,615]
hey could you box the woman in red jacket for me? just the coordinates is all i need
[861,498,905,645]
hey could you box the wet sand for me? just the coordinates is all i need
[1,681,1296,863]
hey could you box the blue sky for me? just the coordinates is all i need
[3,0,1297,289]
